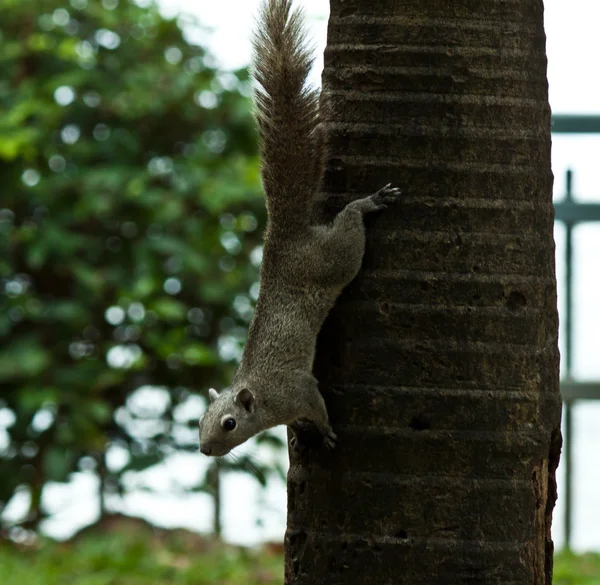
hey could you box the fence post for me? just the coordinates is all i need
[563,168,574,550]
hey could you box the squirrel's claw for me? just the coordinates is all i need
[323,430,337,450]
[289,434,305,454]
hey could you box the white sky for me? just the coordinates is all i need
[158,0,600,114]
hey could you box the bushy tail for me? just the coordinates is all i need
[252,0,325,231]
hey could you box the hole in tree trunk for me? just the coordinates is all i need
[409,415,430,431]
[507,290,527,311]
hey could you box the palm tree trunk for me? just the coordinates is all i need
[285,1,561,584]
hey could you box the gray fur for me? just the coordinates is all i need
[198,0,400,457]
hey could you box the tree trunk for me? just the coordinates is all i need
[285,1,562,584]
[207,462,223,538]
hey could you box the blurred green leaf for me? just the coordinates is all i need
[150,298,187,321]
[0,337,51,380]
[18,386,59,411]
[43,446,76,482]
[182,343,217,366]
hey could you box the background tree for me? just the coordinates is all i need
[0,0,283,532]
[285,1,562,584]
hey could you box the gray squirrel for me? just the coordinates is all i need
[198,0,400,456]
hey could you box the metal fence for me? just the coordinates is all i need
[552,114,600,549]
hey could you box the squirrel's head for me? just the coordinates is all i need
[198,387,257,456]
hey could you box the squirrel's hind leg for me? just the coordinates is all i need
[330,183,401,239]
[345,183,402,215]
[316,183,401,286]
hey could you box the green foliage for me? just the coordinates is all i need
[0,530,284,585]
[554,551,600,585]
[0,536,597,585]
[0,0,276,527]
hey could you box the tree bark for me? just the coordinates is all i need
[285,1,562,584]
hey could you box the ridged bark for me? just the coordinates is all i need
[284,1,562,584]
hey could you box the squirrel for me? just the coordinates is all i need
[198,0,400,457]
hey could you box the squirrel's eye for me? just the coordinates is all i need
[222,418,236,431]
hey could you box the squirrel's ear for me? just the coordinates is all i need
[208,388,219,403]
[236,388,255,413]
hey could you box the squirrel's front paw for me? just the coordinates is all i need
[289,434,307,454]
[290,421,337,452]
[323,429,337,450]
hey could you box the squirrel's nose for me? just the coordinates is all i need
[200,444,212,456]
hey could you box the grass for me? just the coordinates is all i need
[0,521,598,585]
[0,524,283,585]
[555,551,600,585]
